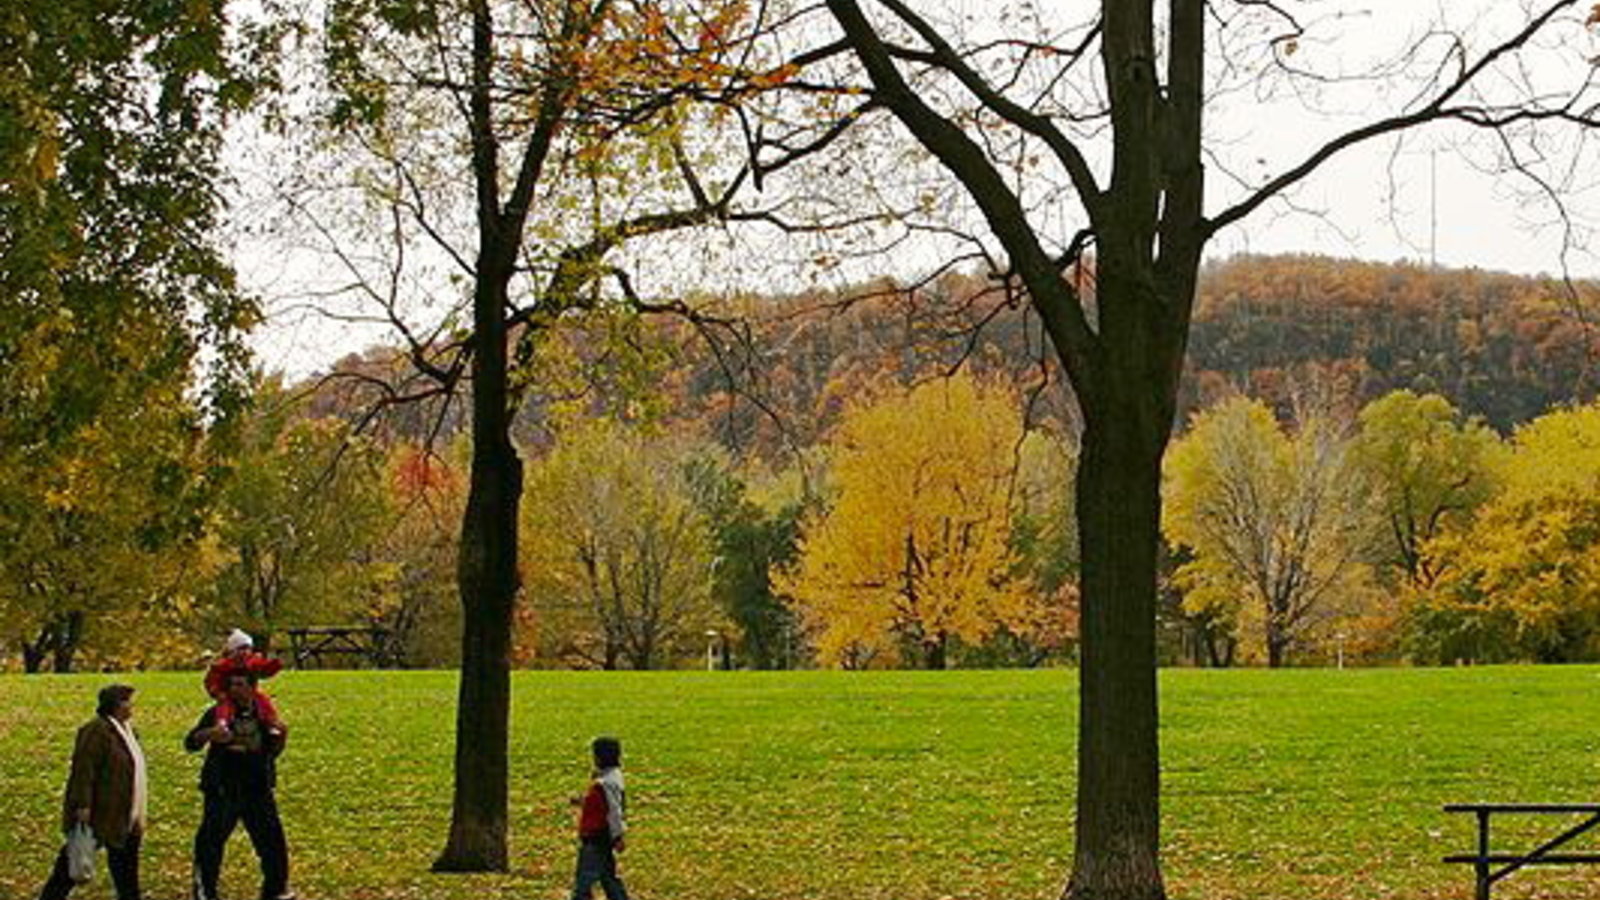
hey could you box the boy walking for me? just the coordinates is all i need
[569,737,628,900]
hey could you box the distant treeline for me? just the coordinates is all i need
[8,254,1591,672]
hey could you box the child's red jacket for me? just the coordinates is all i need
[204,652,283,698]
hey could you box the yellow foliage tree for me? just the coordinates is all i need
[1412,402,1600,662]
[778,373,1047,669]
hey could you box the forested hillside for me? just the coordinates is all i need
[9,253,1590,672]
[654,254,1597,459]
[274,253,1597,670]
[304,253,1595,453]
[1185,255,1596,429]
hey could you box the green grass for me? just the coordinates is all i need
[3,667,1600,900]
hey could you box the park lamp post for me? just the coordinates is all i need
[705,629,720,671]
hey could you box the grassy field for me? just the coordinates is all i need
[2,667,1599,900]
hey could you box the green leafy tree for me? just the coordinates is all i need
[1350,391,1503,588]
[685,456,807,670]
[0,0,259,670]
[208,382,392,641]
[0,363,213,671]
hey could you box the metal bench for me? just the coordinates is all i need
[1443,803,1600,899]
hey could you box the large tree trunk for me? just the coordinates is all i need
[1266,621,1289,668]
[1060,0,1203,888]
[21,634,48,674]
[1066,388,1168,900]
[817,2,1201,896]
[51,611,83,673]
[434,252,522,871]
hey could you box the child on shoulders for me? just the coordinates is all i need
[205,628,284,735]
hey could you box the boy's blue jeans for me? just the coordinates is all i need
[571,838,629,900]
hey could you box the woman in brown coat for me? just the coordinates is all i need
[38,683,147,900]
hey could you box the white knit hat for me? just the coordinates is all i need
[225,628,254,653]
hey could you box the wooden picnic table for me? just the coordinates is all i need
[284,625,395,669]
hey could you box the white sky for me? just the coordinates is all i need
[234,0,1600,379]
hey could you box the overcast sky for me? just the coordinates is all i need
[235,0,1600,378]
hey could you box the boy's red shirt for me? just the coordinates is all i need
[577,783,609,839]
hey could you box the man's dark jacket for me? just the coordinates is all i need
[183,704,284,796]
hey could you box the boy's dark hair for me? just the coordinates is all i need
[591,736,622,768]
[96,683,135,717]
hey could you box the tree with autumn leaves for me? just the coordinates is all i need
[1157,387,1600,670]
[781,373,1075,669]
[303,0,795,869]
[1349,391,1503,591]
[0,0,257,671]
[1410,402,1600,663]
[1164,397,1376,667]
[206,380,393,644]
[752,4,1600,893]
[520,420,724,670]
[7,0,1599,895]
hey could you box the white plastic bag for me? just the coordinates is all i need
[65,822,95,884]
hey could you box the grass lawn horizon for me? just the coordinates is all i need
[4,666,1599,900]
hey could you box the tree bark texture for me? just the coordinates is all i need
[434,262,522,872]
[1067,373,1169,900]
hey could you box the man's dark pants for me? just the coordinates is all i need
[192,788,289,900]
[38,832,142,900]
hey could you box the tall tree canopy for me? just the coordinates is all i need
[0,0,258,669]
[301,0,784,869]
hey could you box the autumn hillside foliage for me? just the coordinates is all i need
[657,254,1597,462]
[300,253,1596,465]
[1186,255,1597,429]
